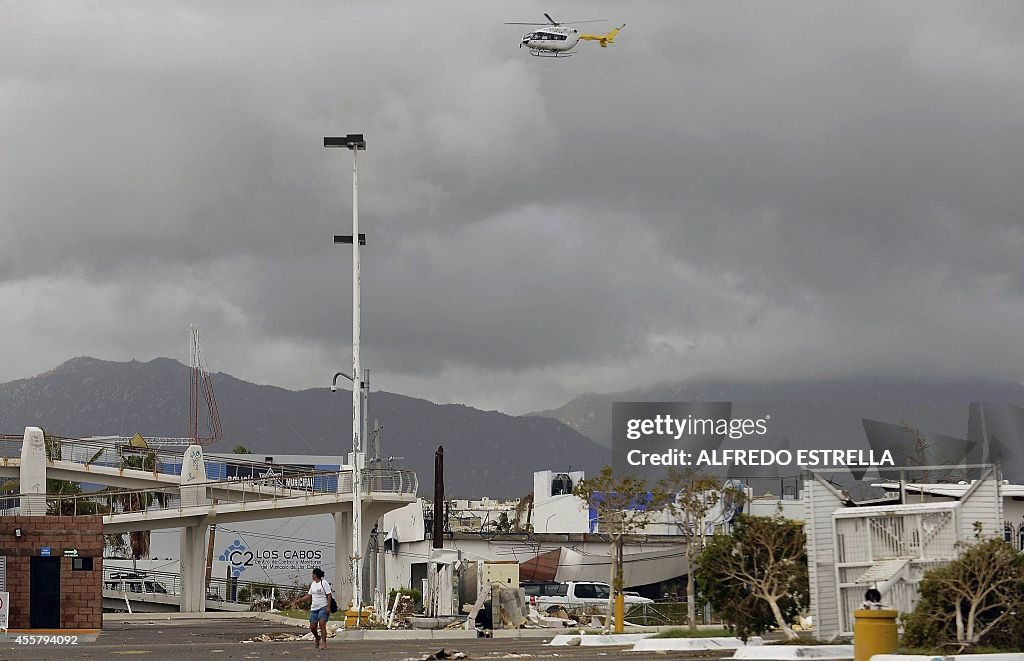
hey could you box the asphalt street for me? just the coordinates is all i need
[0,619,733,661]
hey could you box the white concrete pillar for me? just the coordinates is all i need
[179,523,208,612]
[333,511,353,608]
[180,445,210,508]
[19,427,46,515]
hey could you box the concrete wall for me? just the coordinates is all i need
[533,471,589,534]
[0,516,103,630]
[383,536,684,593]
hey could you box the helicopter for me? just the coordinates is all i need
[506,13,625,57]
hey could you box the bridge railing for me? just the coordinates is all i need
[102,567,306,608]
[6,467,417,517]
[1,434,344,483]
[0,434,23,460]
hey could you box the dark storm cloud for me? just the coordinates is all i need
[2,1,1024,412]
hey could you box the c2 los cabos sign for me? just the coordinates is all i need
[218,539,323,578]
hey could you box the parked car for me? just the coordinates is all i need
[534,581,653,613]
[521,581,563,598]
[104,576,170,594]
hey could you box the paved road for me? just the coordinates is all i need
[0,619,732,661]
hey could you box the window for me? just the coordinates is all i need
[574,584,597,599]
[593,584,610,599]
[72,557,93,571]
[555,584,568,597]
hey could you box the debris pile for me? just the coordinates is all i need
[405,649,468,661]
[389,594,419,627]
[244,624,340,643]
[524,605,576,629]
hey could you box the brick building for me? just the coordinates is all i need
[0,515,103,630]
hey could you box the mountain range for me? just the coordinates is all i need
[0,356,606,498]
[5,357,1024,497]
[533,376,1024,450]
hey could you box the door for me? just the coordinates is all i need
[30,557,60,628]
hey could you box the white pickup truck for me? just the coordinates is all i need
[532,581,653,613]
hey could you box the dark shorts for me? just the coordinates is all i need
[310,606,329,622]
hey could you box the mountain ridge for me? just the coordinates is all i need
[0,356,607,498]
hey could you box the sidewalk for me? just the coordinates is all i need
[102,611,698,640]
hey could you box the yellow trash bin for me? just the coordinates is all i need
[853,609,898,661]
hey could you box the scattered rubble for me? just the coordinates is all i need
[244,624,340,643]
[405,649,468,660]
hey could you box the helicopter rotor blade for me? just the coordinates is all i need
[505,21,546,25]
[544,13,557,25]
[561,19,608,25]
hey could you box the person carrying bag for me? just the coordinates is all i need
[289,567,333,650]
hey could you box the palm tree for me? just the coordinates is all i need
[118,449,162,564]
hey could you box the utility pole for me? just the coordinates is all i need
[433,446,445,549]
[325,133,367,612]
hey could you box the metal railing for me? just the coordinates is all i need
[4,467,417,517]
[102,567,306,608]
[1,434,341,483]
[534,599,722,627]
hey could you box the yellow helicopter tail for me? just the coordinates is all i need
[580,24,625,48]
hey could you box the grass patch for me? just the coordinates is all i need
[651,628,734,639]
[270,608,313,621]
[768,636,843,645]
[900,646,1022,655]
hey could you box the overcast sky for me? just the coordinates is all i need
[2,1,1023,414]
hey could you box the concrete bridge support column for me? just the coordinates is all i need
[179,445,212,613]
[333,511,353,608]
[19,427,46,515]
[180,445,210,508]
[180,523,208,612]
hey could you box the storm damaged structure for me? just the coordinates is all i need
[803,466,1010,638]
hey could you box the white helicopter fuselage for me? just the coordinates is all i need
[520,26,581,53]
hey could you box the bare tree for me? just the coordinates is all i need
[895,420,967,487]
[574,466,668,631]
[663,468,743,631]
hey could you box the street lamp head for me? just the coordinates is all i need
[324,134,366,150]
[331,371,355,392]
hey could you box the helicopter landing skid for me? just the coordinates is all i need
[528,49,574,58]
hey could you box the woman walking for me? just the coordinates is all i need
[290,567,332,650]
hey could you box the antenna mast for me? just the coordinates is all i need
[188,324,223,446]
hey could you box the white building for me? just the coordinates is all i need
[804,467,1008,638]
[381,469,801,599]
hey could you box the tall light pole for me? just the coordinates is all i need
[325,132,367,611]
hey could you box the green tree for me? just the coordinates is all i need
[903,536,1024,652]
[232,445,251,454]
[574,466,669,631]
[696,515,807,639]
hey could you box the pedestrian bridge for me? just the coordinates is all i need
[3,427,420,613]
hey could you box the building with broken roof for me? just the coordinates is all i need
[381,469,801,601]
[803,466,1014,638]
